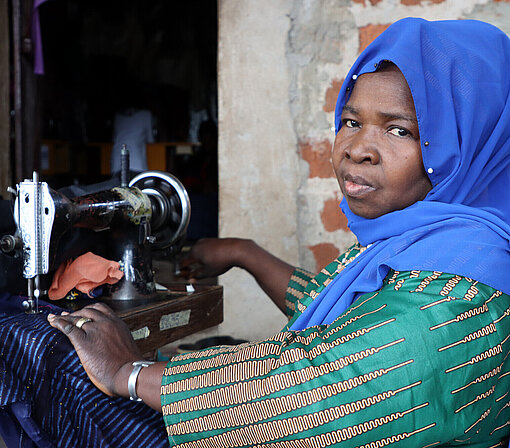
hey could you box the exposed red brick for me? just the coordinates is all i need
[300,139,335,179]
[359,23,391,53]
[323,78,343,113]
[309,243,340,271]
[493,0,510,2]
[321,197,349,232]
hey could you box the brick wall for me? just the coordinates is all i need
[292,0,510,272]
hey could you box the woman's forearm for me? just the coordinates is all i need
[112,361,167,412]
[234,239,295,313]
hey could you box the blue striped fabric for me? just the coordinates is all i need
[0,294,168,448]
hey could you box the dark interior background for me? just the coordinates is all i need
[37,0,218,240]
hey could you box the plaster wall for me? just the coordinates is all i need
[206,0,510,342]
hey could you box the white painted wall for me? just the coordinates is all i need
[216,0,299,341]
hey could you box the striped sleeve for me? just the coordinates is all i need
[161,270,510,447]
[284,243,365,320]
[284,267,314,319]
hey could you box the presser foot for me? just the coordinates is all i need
[22,299,42,314]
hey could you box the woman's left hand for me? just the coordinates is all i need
[47,302,143,397]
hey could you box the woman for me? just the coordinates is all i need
[49,18,510,447]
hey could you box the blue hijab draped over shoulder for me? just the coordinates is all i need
[291,18,510,330]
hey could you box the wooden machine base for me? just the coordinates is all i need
[57,284,223,353]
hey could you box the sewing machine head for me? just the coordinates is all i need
[1,170,190,312]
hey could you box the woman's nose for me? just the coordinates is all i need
[344,128,380,164]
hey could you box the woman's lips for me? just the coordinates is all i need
[343,175,376,198]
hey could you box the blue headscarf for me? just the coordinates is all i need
[291,18,510,331]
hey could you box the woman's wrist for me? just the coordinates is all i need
[231,238,257,270]
[112,361,138,398]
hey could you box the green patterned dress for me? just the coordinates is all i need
[161,244,510,447]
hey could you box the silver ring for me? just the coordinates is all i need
[75,317,92,329]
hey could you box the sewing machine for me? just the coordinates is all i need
[0,151,223,352]
[1,168,190,310]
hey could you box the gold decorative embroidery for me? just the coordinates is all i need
[451,364,503,394]
[412,271,443,292]
[355,423,436,448]
[339,244,368,267]
[439,275,463,296]
[171,403,430,448]
[286,286,304,300]
[430,302,489,330]
[446,339,507,374]
[430,291,504,330]
[290,273,310,288]
[285,298,296,314]
[321,304,386,339]
[490,417,510,435]
[494,304,510,324]
[456,385,494,414]
[438,323,497,352]
[487,441,508,448]
[163,359,414,417]
[161,269,510,447]
[421,295,476,310]
[162,338,406,398]
[290,316,394,350]
[387,271,400,284]
[496,386,510,402]
[167,380,421,436]
[464,407,491,433]
[394,279,405,291]
[463,282,479,300]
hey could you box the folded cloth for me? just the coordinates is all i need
[48,252,123,300]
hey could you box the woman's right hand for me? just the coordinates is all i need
[47,302,143,397]
[180,237,295,312]
[178,238,251,280]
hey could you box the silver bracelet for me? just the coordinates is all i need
[128,360,156,402]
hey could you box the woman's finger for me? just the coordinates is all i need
[47,313,88,340]
[59,303,116,323]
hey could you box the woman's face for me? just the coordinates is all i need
[332,65,432,219]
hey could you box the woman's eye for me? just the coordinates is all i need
[388,127,410,137]
[343,119,360,128]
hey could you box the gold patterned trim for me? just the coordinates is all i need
[162,359,414,417]
[464,407,491,433]
[445,335,509,374]
[451,364,503,394]
[171,402,430,448]
[162,338,406,397]
[438,323,497,352]
[166,379,421,436]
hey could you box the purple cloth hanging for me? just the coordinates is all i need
[32,0,52,75]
